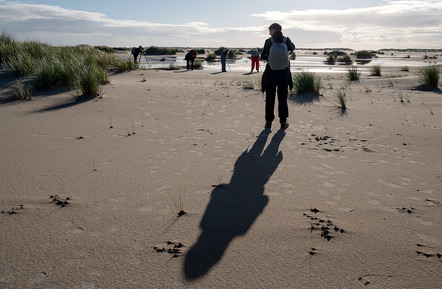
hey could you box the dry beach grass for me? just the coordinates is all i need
[0,55,441,288]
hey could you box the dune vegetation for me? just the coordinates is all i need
[292,71,322,94]
[418,65,440,89]
[0,33,137,98]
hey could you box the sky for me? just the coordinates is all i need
[1,0,442,50]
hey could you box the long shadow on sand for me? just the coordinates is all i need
[184,129,285,281]
[35,95,95,112]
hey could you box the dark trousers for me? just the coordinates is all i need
[265,67,290,123]
[187,59,194,70]
[221,57,227,72]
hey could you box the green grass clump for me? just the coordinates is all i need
[346,66,361,81]
[326,50,348,57]
[325,55,336,65]
[115,59,137,72]
[214,47,237,58]
[370,64,382,76]
[241,80,254,90]
[0,33,135,97]
[292,71,321,94]
[77,64,108,97]
[168,64,180,70]
[354,50,374,59]
[418,65,440,89]
[205,53,217,62]
[335,88,347,108]
[193,59,203,69]
[7,53,37,76]
[12,82,34,100]
[214,47,227,56]
[337,54,353,64]
[144,46,177,55]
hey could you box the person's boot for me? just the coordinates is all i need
[280,122,289,130]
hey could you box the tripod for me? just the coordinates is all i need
[144,55,151,68]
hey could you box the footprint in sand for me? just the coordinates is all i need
[365,198,381,205]
[416,233,438,244]
[323,181,336,188]
[410,216,432,226]
[377,178,402,189]
[150,165,159,174]
[358,274,394,286]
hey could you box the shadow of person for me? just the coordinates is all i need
[184,129,286,281]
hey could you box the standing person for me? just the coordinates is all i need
[221,49,229,72]
[261,23,295,130]
[185,50,197,71]
[133,45,143,63]
[250,49,260,73]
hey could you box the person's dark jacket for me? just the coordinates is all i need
[261,31,295,93]
[185,50,197,61]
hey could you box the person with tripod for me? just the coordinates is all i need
[221,49,229,72]
[133,45,143,63]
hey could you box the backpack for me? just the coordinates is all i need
[185,51,193,61]
[268,37,289,70]
[251,50,259,57]
[131,47,136,55]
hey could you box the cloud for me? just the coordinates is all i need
[0,1,265,47]
[252,0,442,48]
[0,1,441,49]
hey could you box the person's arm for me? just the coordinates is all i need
[261,38,272,61]
[286,37,295,52]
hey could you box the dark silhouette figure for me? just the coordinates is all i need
[185,50,197,71]
[184,129,286,280]
[221,49,229,72]
[133,45,143,63]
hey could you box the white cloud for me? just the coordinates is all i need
[252,0,442,48]
[0,1,441,49]
[0,3,105,22]
[0,1,263,47]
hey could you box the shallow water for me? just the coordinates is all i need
[138,55,441,74]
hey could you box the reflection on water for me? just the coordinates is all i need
[138,55,441,74]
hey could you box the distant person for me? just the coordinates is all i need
[221,49,229,72]
[185,50,197,71]
[133,45,143,63]
[261,23,295,130]
[250,49,260,73]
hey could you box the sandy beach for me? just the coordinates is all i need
[1,56,441,288]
